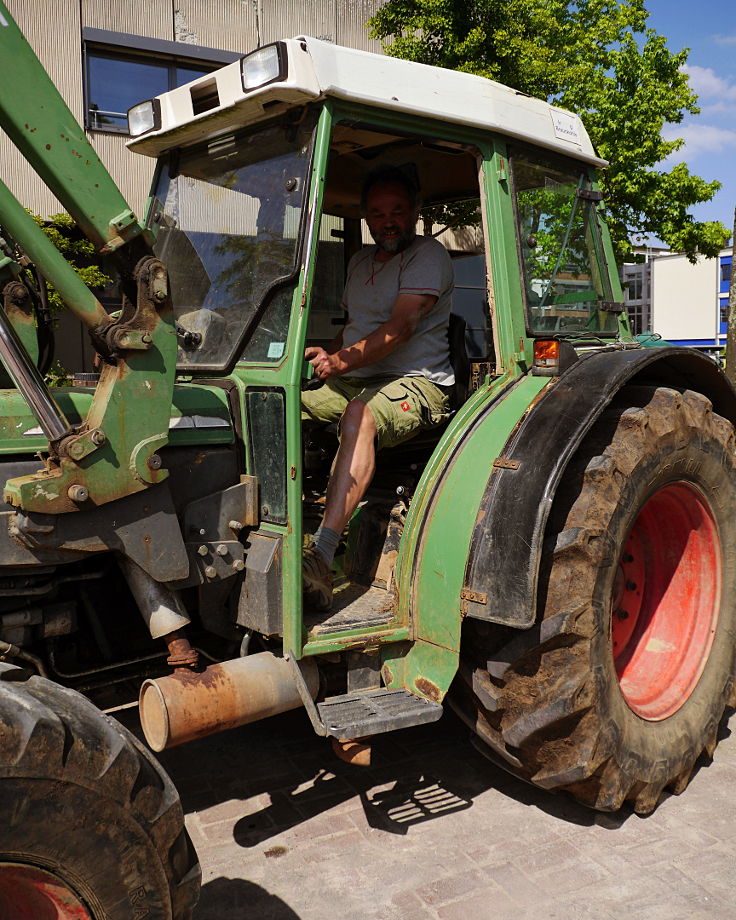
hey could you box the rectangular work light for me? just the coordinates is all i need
[240,43,287,92]
[127,98,161,138]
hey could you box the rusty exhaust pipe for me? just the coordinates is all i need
[139,651,319,751]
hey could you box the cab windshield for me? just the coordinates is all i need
[150,113,315,370]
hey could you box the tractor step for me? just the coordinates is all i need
[317,688,443,740]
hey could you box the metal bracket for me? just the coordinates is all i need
[62,428,106,462]
[576,188,604,201]
[461,587,488,604]
[599,301,625,314]
[284,650,328,736]
[493,457,520,470]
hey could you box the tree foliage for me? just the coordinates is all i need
[32,212,112,313]
[368,0,730,262]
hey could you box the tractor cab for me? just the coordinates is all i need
[125,37,625,655]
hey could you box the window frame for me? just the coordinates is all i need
[82,28,240,136]
[507,142,618,339]
[319,107,494,360]
[147,108,319,375]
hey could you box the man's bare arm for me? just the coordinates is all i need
[305,292,436,380]
[325,328,344,354]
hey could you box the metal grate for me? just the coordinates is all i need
[317,688,443,740]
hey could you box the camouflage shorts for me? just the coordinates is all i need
[301,375,451,450]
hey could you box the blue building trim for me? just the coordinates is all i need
[668,338,719,347]
[720,254,732,294]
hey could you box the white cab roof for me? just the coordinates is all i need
[129,36,605,167]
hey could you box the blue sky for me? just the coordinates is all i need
[646,1,736,239]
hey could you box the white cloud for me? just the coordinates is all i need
[662,123,736,164]
[682,64,736,101]
[712,34,736,45]
[700,100,736,117]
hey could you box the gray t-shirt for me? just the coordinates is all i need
[340,235,455,385]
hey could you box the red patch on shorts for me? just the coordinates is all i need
[400,401,410,412]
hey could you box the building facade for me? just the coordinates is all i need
[4,0,384,219]
[624,249,733,356]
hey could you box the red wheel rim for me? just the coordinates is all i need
[611,482,721,721]
[0,863,94,920]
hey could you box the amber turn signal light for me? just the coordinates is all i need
[533,339,560,369]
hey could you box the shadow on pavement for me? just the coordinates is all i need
[195,878,301,920]
[119,702,649,847]
[227,709,489,845]
[117,701,736,842]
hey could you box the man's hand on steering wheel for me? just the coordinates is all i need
[305,346,347,380]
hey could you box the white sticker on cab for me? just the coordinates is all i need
[550,109,581,144]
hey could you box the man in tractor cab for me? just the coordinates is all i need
[301,165,455,611]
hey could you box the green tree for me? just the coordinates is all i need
[33,212,112,312]
[368,0,730,262]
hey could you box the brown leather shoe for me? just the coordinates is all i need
[302,543,333,611]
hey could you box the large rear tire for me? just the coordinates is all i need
[451,387,736,813]
[0,664,200,919]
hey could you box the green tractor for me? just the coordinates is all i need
[1,6,735,917]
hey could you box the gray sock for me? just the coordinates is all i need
[312,525,341,565]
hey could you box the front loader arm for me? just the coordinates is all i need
[0,1,146,254]
[0,1,177,514]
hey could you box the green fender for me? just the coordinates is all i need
[383,345,736,702]
[382,373,550,700]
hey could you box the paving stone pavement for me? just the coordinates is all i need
[131,703,736,920]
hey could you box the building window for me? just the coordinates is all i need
[722,260,732,284]
[627,275,643,301]
[86,50,210,132]
[83,29,240,135]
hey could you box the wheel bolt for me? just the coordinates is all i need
[615,609,629,620]
[626,581,637,591]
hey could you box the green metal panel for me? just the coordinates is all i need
[0,383,234,455]
[384,374,550,699]
[590,178,632,342]
[0,1,146,253]
[0,388,84,454]
[282,104,333,659]
[484,140,534,374]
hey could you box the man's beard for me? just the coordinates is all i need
[372,225,416,254]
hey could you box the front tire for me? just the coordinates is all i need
[452,387,736,813]
[0,664,200,919]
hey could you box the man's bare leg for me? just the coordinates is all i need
[303,400,377,610]
[322,399,377,534]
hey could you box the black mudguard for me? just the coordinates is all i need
[463,347,736,628]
